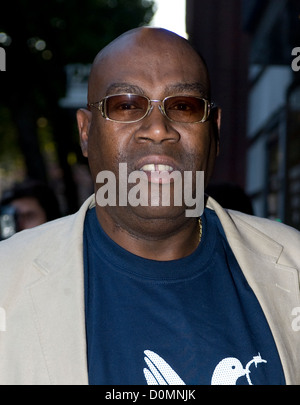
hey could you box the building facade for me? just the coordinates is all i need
[186,0,250,190]
[243,0,300,229]
[186,0,300,229]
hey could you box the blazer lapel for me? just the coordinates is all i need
[207,197,300,384]
[27,197,95,385]
[28,260,88,384]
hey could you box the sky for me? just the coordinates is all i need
[150,0,187,38]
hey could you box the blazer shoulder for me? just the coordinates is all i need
[0,195,95,294]
[0,215,75,295]
[227,209,300,270]
[207,196,300,269]
[228,209,300,243]
[0,194,95,261]
[0,214,74,258]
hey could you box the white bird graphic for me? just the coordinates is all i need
[143,350,267,385]
[211,357,247,385]
[143,350,186,385]
[211,353,267,385]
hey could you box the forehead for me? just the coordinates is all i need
[88,29,210,99]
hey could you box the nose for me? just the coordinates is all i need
[134,102,180,144]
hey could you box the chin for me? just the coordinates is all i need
[127,205,187,221]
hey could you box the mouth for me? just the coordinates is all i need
[137,157,180,184]
[140,164,174,173]
[136,155,179,172]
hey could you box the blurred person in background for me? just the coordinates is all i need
[0,179,61,239]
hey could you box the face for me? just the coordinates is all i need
[11,197,47,230]
[77,28,220,233]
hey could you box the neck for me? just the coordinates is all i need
[95,207,201,261]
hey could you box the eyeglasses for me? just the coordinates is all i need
[87,93,214,124]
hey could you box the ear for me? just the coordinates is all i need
[76,108,92,157]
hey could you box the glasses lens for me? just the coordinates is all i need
[105,94,149,122]
[164,96,207,123]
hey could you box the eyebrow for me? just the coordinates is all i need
[165,82,209,98]
[105,82,209,98]
[105,83,145,96]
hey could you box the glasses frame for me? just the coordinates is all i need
[87,93,214,124]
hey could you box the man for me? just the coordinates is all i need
[0,27,299,385]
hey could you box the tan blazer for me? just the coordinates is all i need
[0,195,299,385]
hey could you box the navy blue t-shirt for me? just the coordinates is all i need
[83,207,285,385]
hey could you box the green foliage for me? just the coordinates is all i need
[0,107,21,158]
[0,0,155,107]
[1,0,154,63]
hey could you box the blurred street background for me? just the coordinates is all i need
[0,0,300,230]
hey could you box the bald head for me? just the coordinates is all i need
[87,27,211,103]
